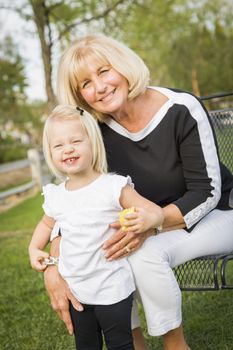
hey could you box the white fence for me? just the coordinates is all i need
[0,149,52,204]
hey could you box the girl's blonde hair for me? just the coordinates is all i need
[43,105,108,180]
[57,34,150,122]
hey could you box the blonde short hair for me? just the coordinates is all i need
[57,34,150,122]
[43,105,108,180]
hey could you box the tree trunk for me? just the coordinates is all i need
[30,0,57,112]
[191,67,201,97]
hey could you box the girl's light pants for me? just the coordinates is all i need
[129,209,233,336]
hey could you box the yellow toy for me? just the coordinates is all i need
[119,207,135,231]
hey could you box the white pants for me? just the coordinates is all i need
[129,209,233,336]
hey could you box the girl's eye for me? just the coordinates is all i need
[73,140,82,144]
[53,145,62,149]
[82,80,90,89]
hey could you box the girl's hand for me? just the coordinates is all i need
[44,265,84,335]
[29,247,50,272]
[120,206,163,234]
[103,221,154,260]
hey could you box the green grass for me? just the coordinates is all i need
[1,195,233,349]
[0,194,76,350]
[0,193,44,231]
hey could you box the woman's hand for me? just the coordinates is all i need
[44,265,83,335]
[103,222,153,260]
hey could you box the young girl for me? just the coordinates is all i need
[28,105,164,350]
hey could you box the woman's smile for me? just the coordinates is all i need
[79,58,129,115]
[99,89,116,103]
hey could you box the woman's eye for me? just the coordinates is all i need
[73,140,81,143]
[54,144,62,149]
[100,69,109,75]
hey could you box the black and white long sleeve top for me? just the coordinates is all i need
[100,87,233,231]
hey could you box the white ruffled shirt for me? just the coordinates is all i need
[42,173,135,305]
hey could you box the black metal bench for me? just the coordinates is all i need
[173,93,233,291]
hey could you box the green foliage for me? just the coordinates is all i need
[0,100,46,164]
[110,0,233,96]
[0,146,28,164]
[166,19,233,96]
[0,135,28,163]
[14,101,46,142]
[0,36,27,120]
[0,34,45,156]
[46,0,137,46]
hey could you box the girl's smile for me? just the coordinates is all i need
[63,156,80,166]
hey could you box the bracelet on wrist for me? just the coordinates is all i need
[44,256,59,266]
[154,225,163,235]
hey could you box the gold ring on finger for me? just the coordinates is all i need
[125,245,131,253]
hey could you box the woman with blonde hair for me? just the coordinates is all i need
[44,34,233,350]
